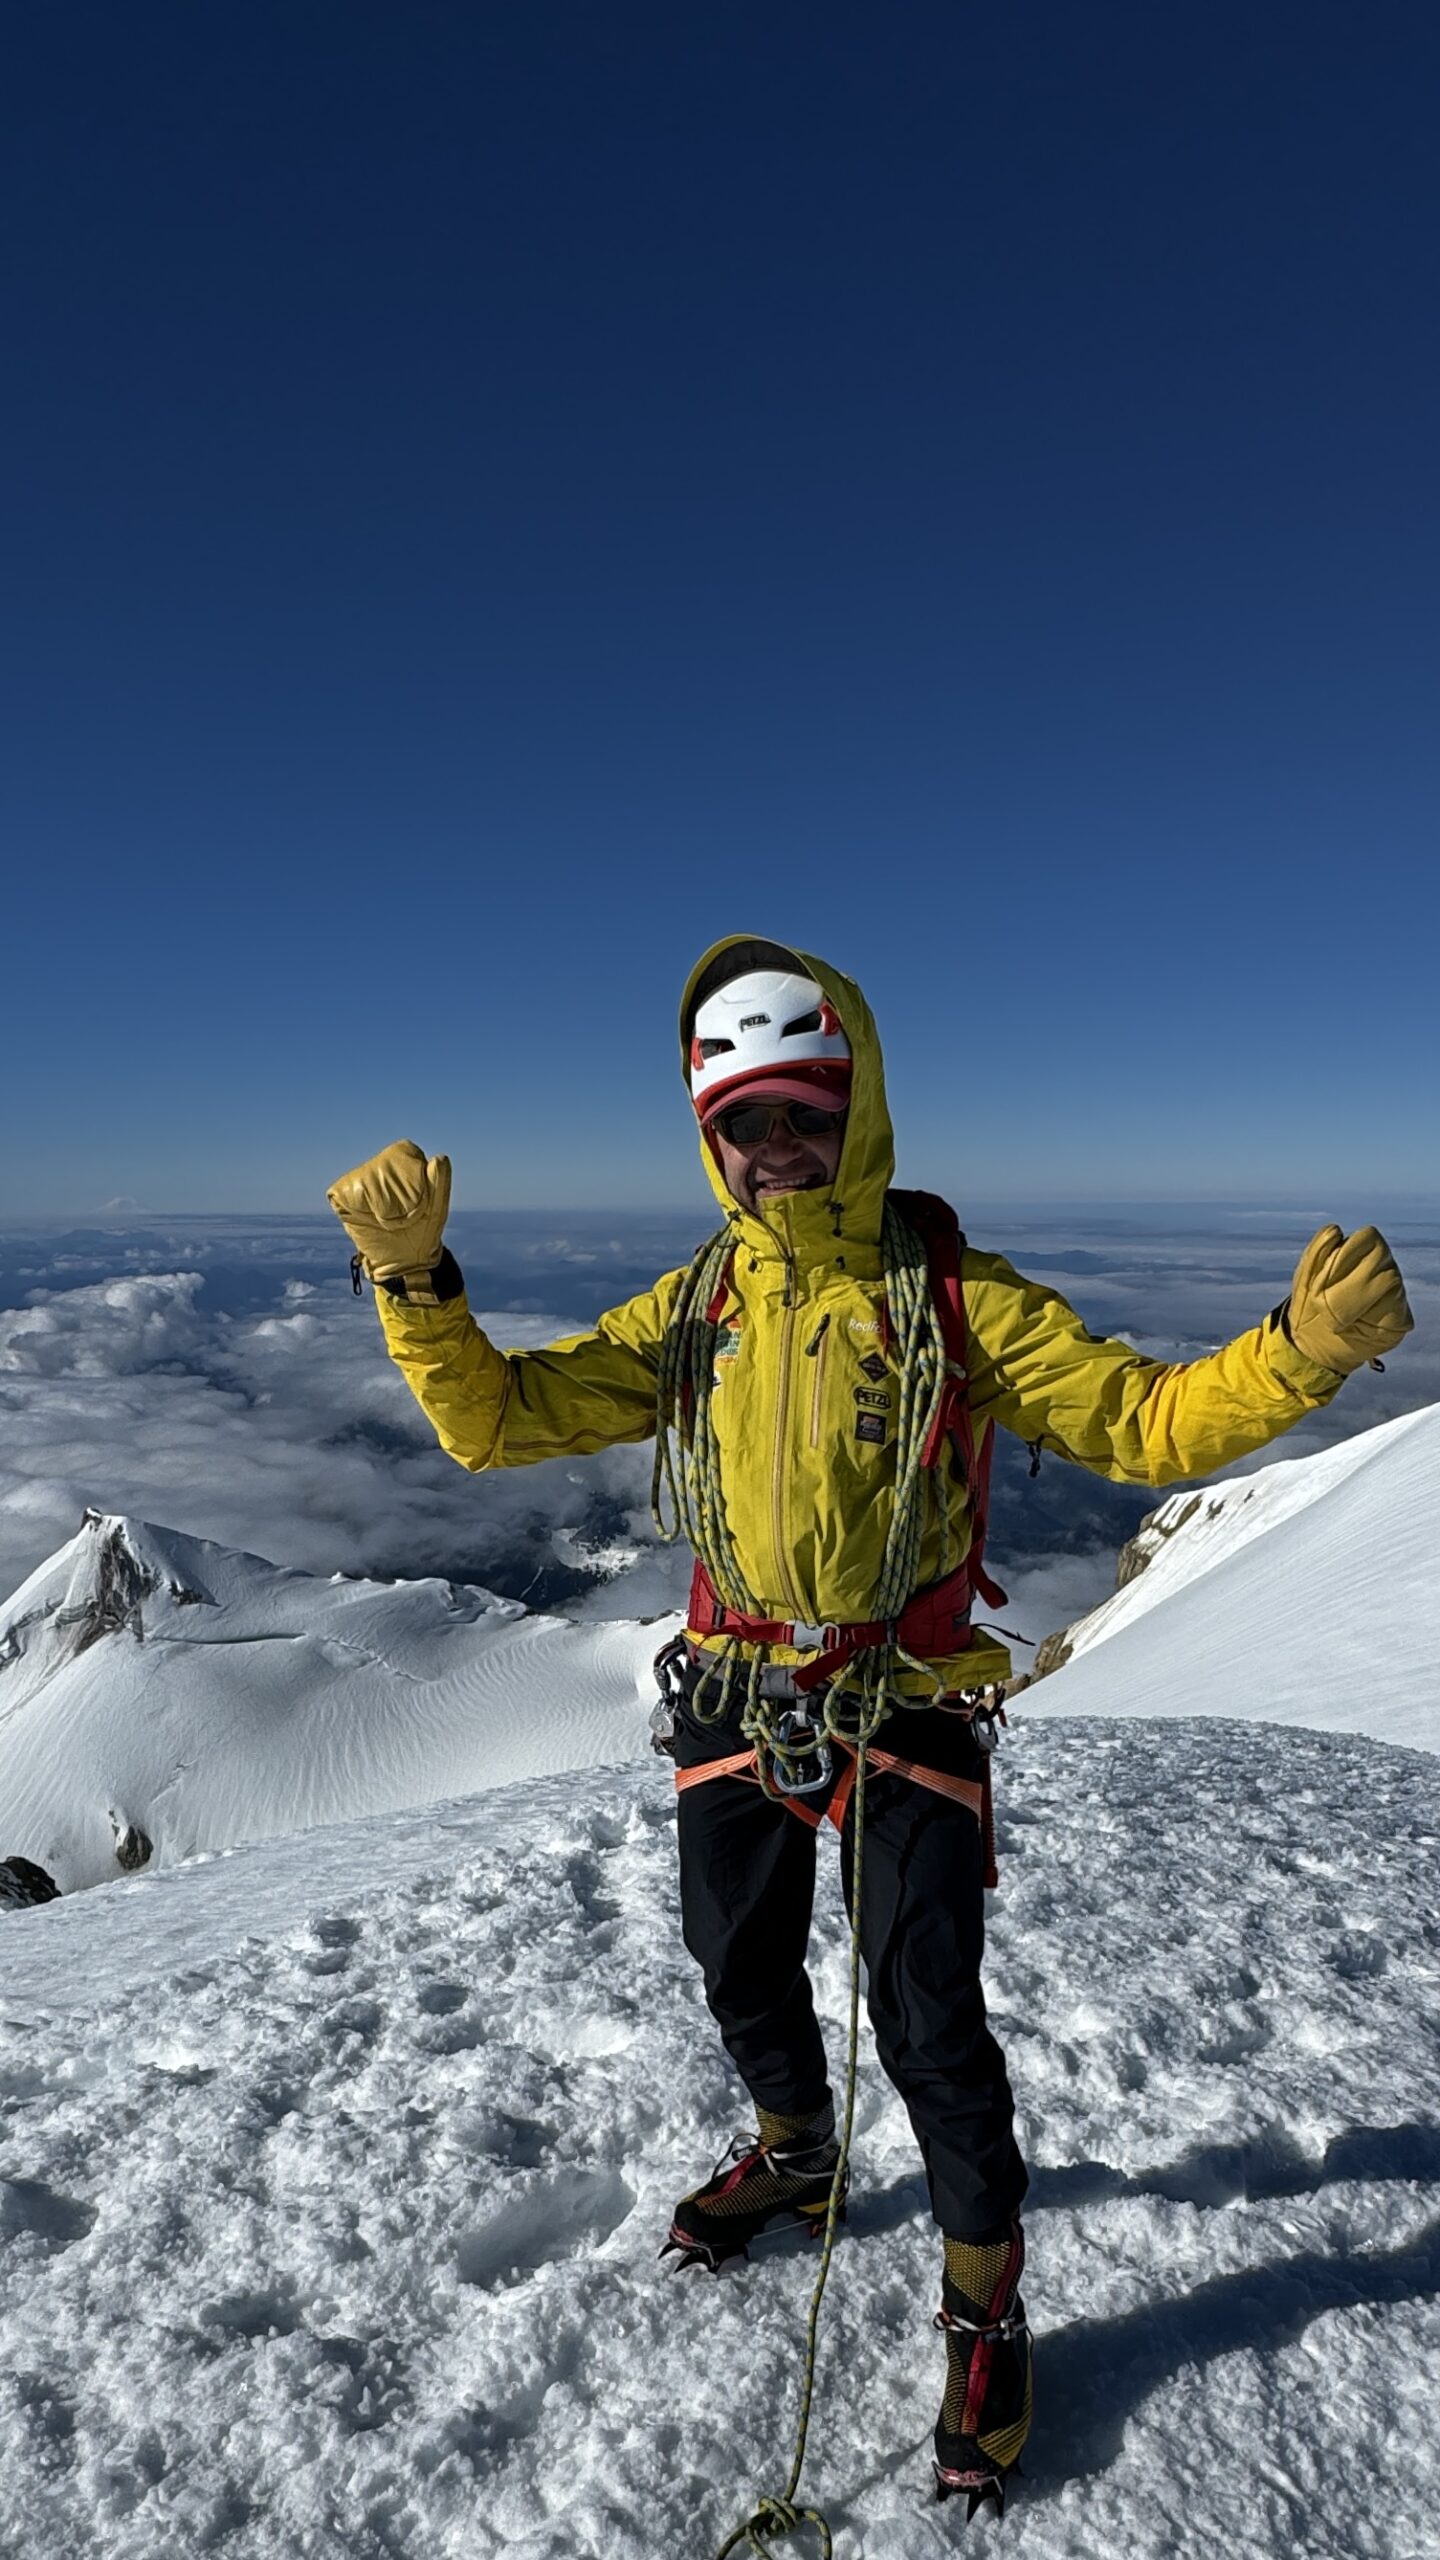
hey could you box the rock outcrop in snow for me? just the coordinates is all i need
[0,1855,60,1910]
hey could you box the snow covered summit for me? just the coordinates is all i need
[0,1511,661,1892]
[3,1427,1440,2553]
[3,1723,1439,2559]
[1030,1401,1440,1755]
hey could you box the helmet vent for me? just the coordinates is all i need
[698,1036,734,1059]
[782,1009,822,1038]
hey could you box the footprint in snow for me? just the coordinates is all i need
[456,2168,635,2290]
[0,2177,97,2254]
[303,1913,362,1976]
[415,1979,469,2016]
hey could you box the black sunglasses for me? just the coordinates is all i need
[711,1099,847,1148]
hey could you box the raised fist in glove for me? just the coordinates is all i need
[1285,1224,1413,1375]
[327,1140,452,1304]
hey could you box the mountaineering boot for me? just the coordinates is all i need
[932,2221,1032,2518]
[660,2099,846,2272]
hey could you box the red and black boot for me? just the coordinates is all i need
[660,2099,846,2272]
[932,2220,1032,2518]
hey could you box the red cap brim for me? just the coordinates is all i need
[697,1061,853,1126]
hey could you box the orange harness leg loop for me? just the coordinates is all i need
[673,1747,824,1828]
[673,1739,997,1882]
[673,1750,757,1794]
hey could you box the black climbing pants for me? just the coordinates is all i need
[672,1669,1028,2240]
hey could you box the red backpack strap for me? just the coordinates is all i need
[888,1189,1008,1613]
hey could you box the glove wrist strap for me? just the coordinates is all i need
[367,1246,465,1306]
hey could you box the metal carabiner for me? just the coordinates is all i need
[767,1708,834,1798]
[649,1633,690,1757]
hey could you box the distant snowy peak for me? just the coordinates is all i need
[3,1510,217,1672]
[0,1512,664,1893]
[1029,1400,1440,1754]
[0,1508,522,1691]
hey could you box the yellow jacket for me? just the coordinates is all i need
[375,939,1343,1685]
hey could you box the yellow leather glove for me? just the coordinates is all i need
[327,1140,452,1303]
[1285,1223,1413,1374]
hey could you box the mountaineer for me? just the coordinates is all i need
[327,934,1412,2516]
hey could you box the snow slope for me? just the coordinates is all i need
[0,1513,661,1891]
[1032,1402,1440,1753]
[4,1415,1440,2553]
[3,1730,1439,2560]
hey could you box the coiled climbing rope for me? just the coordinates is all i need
[652,1200,957,2556]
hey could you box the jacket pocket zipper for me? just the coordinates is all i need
[805,1312,831,1448]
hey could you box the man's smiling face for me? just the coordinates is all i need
[710,1104,847,1213]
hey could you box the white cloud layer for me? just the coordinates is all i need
[1,1214,1434,1644]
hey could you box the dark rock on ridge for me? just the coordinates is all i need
[0,1855,61,1911]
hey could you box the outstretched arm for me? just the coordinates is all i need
[375,1269,680,1469]
[964,1225,1411,1488]
[328,1139,679,1470]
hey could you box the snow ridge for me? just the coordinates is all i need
[1034,1401,1440,1754]
[0,1512,664,1891]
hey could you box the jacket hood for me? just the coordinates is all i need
[678,936,894,1267]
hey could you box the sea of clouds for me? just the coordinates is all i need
[1,1205,1435,1655]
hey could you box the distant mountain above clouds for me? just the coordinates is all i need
[0,1512,661,1892]
[1025,1402,1440,1755]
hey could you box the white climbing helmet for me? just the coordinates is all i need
[688,966,852,1122]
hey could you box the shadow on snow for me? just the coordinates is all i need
[848,2121,1440,2492]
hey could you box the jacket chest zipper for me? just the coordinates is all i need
[770,1264,808,1618]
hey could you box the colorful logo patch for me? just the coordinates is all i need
[855,1412,886,1445]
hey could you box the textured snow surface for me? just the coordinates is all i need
[4,1725,1440,2560]
[0,1514,661,1890]
[1037,1403,1440,1753]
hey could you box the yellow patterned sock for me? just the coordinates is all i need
[756,2098,835,2150]
[942,2235,1014,2311]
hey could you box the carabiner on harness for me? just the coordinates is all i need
[767,1707,834,1798]
[939,1684,1008,1756]
[649,1633,690,1758]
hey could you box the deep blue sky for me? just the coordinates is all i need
[3,2,1437,1215]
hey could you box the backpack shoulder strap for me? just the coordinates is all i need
[887,1188,1008,1612]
